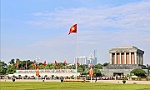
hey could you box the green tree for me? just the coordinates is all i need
[26,60,34,69]
[103,62,109,67]
[6,59,18,74]
[80,64,88,71]
[147,64,150,76]
[0,61,7,75]
[49,64,56,69]
[77,67,83,73]
[39,64,45,69]
[131,68,146,77]
[94,63,103,69]
[93,68,101,77]
[6,65,16,74]
[9,59,15,65]
[148,65,150,70]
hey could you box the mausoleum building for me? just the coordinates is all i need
[109,46,144,65]
[100,46,148,77]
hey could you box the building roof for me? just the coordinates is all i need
[109,46,144,54]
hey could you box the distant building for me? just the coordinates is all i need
[74,50,98,65]
[74,56,87,65]
[86,50,98,65]
[86,59,90,65]
[93,50,98,65]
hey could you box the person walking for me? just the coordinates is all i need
[95,77,97,83]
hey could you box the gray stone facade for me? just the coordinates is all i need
[104,64,145,69]
[100,68,149,76]
[100,64,147,76]
[100,68,133,76]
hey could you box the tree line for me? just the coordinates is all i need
[0,59,109,76]
[0,59,149,77]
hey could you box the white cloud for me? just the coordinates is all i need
[27,0,150,64]
[29,0,150,30]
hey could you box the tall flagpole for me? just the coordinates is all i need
[68,23,78,79]
[76,29,78,79]
[76,19,80,79]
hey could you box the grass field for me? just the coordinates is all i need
[0,82,150,90]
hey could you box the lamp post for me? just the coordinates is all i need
[89,53,93,82]
[36,57,40,65]
[36,57,40,81]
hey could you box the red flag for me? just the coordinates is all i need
[36,66,40,69]
[15,61,18,67]
[43,61,46,66]
[68,24,77,35]
[55,61,58,66]
[64,60,66,65]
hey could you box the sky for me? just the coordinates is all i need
[1,0,150,65]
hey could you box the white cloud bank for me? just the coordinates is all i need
[27,0,150,64]
[29,0,150,30]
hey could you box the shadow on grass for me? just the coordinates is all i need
[24,88,50,90]
[137,88,150,90]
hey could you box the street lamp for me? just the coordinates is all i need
[36,57,40,64]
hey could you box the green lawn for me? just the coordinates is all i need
[0,82,150,90]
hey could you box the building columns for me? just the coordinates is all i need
[109,47,144,65]
[141,54,143,65]
[120,52,122,64]
[124,52,126,64]
[115,53,117,64]
[110,53,112,64]
[139,53,142,65]
[110,51,143,65]
[137,53,139,64]
[129,52,131,64]
[135,52,137,64]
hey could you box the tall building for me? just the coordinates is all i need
[87,50,98,65]
[93,50,98,65]
[109,46,144,65]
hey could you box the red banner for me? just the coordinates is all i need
[89,69,94,76]
[36,70,39,76]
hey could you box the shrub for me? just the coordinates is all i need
[12,78,15,82]
[122,80,126,84]
[122,76,128,80]
[138,77,141,81]
[146,77,149,81]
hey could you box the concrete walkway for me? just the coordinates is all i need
[1,79,150,84]
[95,80,150,84]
